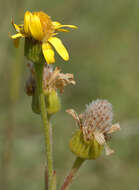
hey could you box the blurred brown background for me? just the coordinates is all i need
[0,0,139,189]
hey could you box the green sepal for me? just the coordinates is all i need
[32,89,61,115]
[70,130,103,160]
[24,38,45,63]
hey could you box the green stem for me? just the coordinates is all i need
[34,62,53,190]
[60,157,85,190]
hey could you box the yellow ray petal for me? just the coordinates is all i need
[48,37,69,61]
[10,33,23,48]
[52,21,77,29]
[58,25,77,29]
[13,24,21,32]
[57,28,69,32]
[10,33,23,39]
[42,42,55,64]
[24,11,32,34]
[29,14,44,40]
[11,17,20,32]
[51,33,58,36]
[52,21,61,28]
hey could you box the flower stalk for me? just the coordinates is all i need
[60,157,85,190]
[34,62,53,190]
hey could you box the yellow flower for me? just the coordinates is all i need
[11,11,77,64]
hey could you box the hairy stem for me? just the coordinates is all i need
[34,62,53,190]
[60,157,85,190]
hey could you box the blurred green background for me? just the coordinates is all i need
[0,0,139,189]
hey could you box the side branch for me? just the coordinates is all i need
[60,157,84,190]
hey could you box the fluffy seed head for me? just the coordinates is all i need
[82,99,113,142]
[67,99,120,156]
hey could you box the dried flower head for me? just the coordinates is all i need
[43,64,76,94]
[10,11,77,64]
[67,99,120,156]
